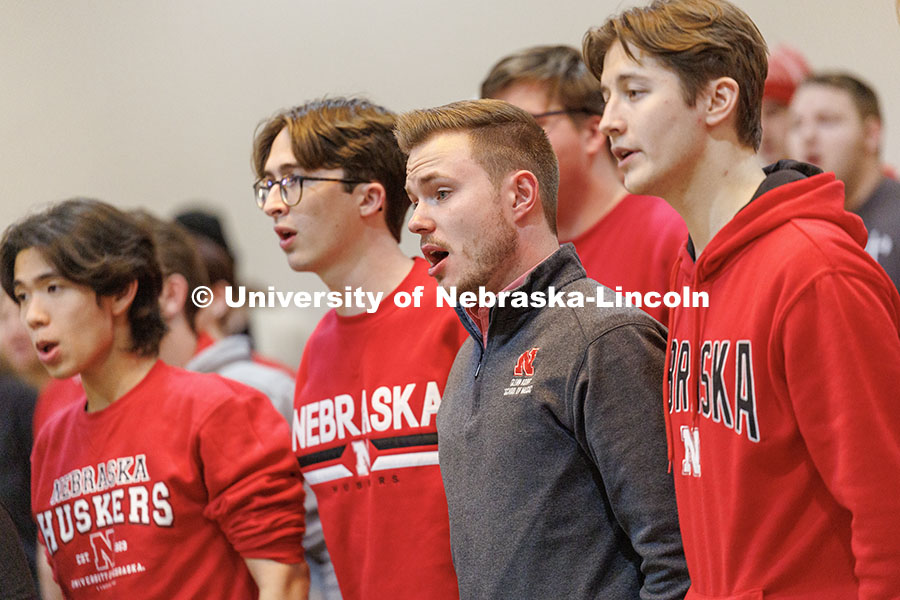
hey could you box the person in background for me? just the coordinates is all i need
[787,71,900,292]
[0,355,37,587]
[758,44,810,165]
[481,44,686,325]
[150,209,340,600]
[2,289,80,451]
[174,209,293,375]
[1,294,51,392]
[0,500,37,600]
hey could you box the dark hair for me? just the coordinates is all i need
[1,199,166,356]
[584,0,768,150]
[798,72,881,122]
[175,208,236,286]
[395,99,560,234]
[131,211,210,331]
[481,45,606,118]
[190,235,235,287]
[252,97,409,242]
[175,209,234,259]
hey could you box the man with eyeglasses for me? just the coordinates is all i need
[251,97,466,600]
[481,45,687,325]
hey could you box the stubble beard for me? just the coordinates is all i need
[453,215,518,295]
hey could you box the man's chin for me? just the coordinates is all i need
[448,280,482,296]
[46,363,78,381]
[622,173,649,196]
[439,279,464,293]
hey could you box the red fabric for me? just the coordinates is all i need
[31,361,305,599]
[665,173,900,598]
[293,258,466,600]
[570,193,687,324]
[763,45,811,106]
[33,376,83,439]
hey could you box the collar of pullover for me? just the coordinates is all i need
[455,243,586,347]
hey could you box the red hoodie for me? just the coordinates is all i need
[664,163,900,599]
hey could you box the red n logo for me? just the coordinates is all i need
[90,529,115,571]
[514,348,540,377]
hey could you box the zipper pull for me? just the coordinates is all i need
[475,360,482,378]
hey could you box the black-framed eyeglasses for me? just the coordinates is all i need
[529,109,593,120]
[253,174,369,209]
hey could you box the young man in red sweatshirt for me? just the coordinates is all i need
[1,199,308,599]
[252,98,465,600]
[585,0,900,598]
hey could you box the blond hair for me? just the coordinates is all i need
[395,99,559,234]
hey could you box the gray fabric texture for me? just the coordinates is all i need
[857,175,900,293]
[438,244,689,600]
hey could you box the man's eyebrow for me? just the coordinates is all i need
[262,162,300,178]
[405,172,443,196]
[411,171,451,186]
[615,72,643,85]
[13,270,58,288]
[603,73,649,97]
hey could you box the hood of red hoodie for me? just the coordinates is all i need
[677,161,868,284]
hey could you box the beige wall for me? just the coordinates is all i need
[2,0,899,367]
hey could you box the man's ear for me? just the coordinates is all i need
[704,77,741,129]
[109,279,139,318]
[509,170,541,223]
[358,182,387,217]
[208,280,230,322]
[581,115,608,157]
[862,115,882,157]
[193,279,229,338]
[158,273,188,322]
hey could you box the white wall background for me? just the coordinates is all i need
[2,0,899,367]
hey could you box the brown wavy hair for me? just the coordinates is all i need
[131,210,210,331]
[481,45,606,120]
[252,97,408,242]
[583,0,767,150]
[1,199,167,356]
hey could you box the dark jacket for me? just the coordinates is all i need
[438,244,689,600]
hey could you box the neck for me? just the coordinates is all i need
[201,321,226,342]
[844,158,883,212]
[557,161,629,242]
[157,316,198,368]
[663,140,765,257]
[81,351,157,413]
[494,228,560,293]
[318,232,414,317]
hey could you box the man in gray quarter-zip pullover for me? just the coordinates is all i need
[397,99,689,600]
